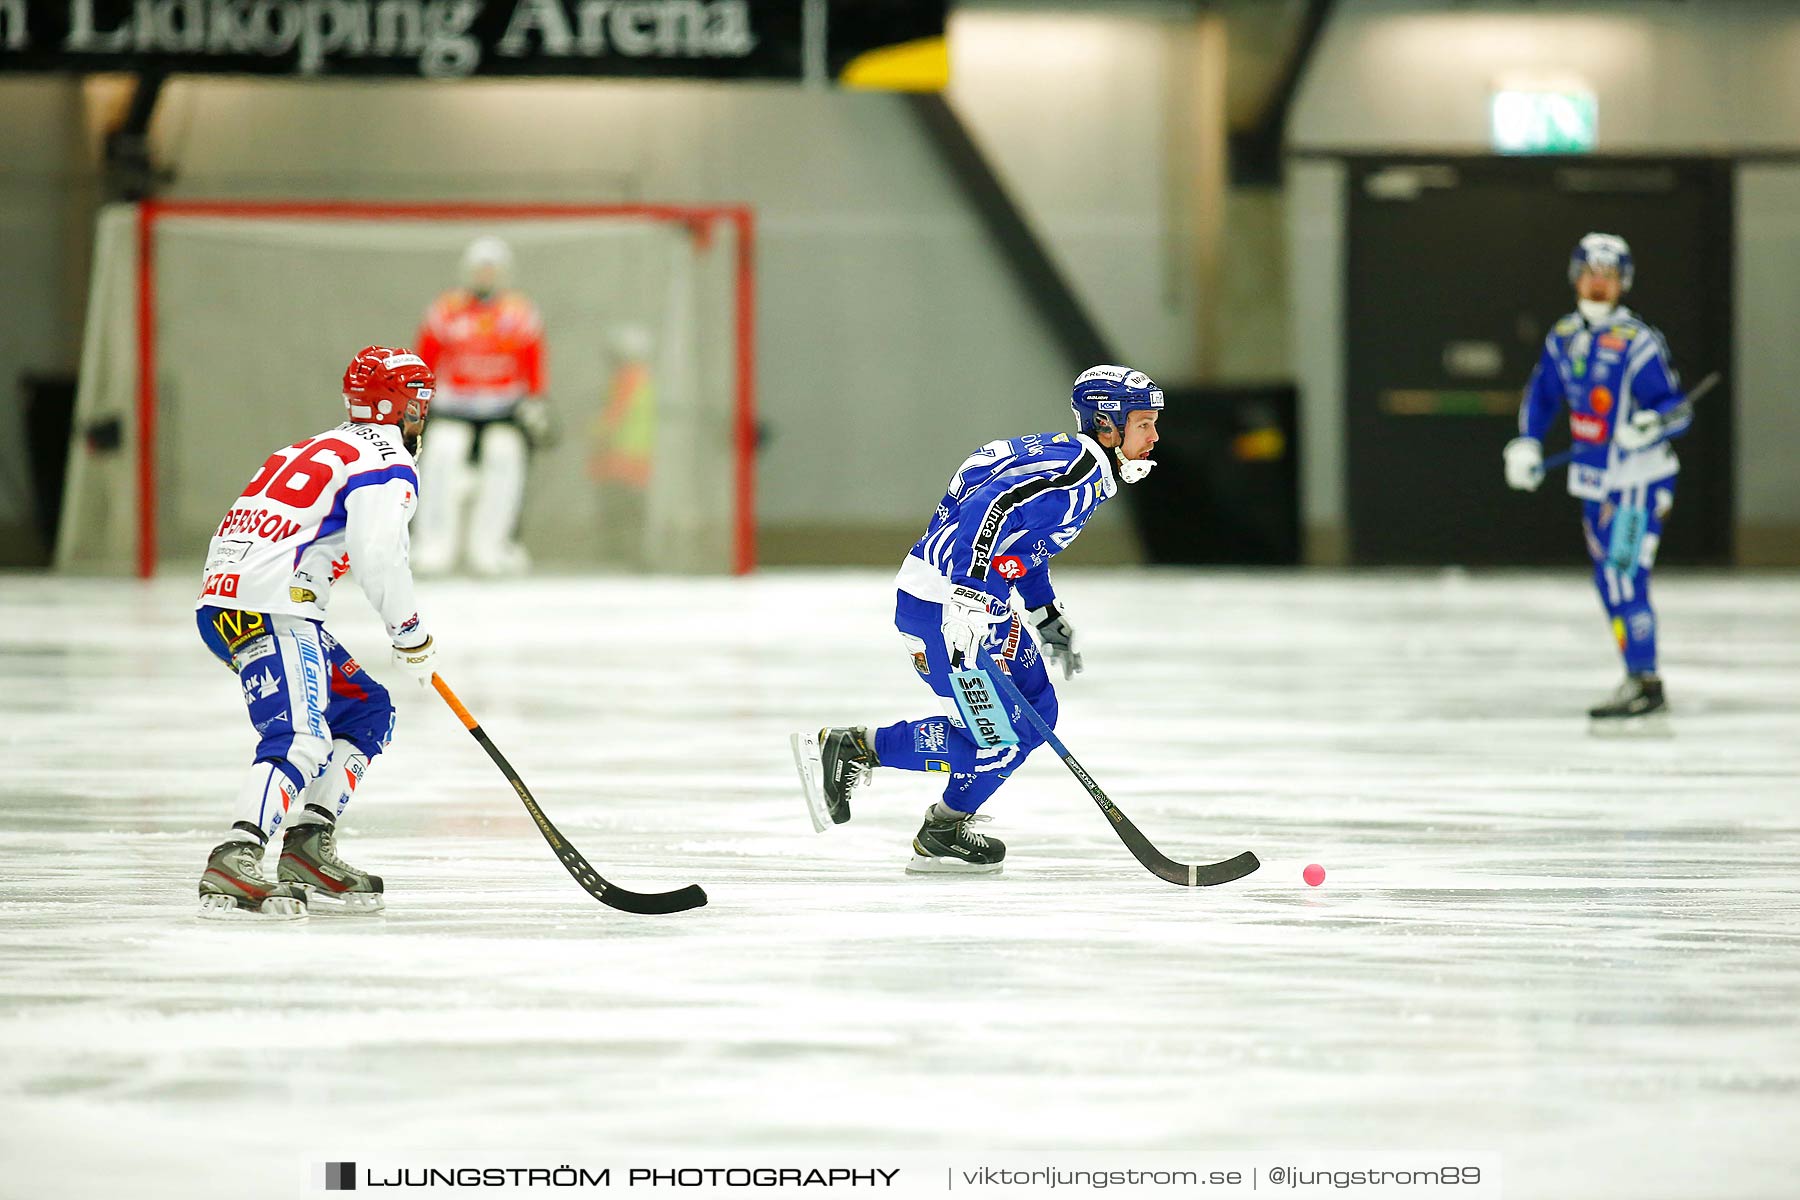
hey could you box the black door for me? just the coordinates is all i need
[1344,156,1733,565]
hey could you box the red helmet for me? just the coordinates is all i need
[343,346,433,426]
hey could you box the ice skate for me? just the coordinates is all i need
[197,835,309,921]
[906,803,1005,875]
[791,726,876,832]
[1588,673,1668,722]
[278,806,386,913]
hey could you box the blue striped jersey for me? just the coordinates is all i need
[898,431,1117,610]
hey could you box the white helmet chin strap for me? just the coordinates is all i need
[1577,298,1616,325]
[1115,449,1156,484]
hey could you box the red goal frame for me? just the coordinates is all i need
[134,199,757,577]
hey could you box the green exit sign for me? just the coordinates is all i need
[1491,90,1597,154]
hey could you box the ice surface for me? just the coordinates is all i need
[1,569,1797,1198]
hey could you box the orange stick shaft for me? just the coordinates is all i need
[432,673,479,731]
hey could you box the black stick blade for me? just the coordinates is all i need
[598,883,710,915]
[1110,804,1261,888]
[1162,850,1261,888]
[554,845,709,914]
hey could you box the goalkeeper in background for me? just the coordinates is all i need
[413,236,551,576]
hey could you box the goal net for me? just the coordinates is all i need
[57,201,754,578]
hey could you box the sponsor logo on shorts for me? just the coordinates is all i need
[290,586,318,605]
[212,608,267,652]
[235,634,277,670]
[993,555,1026,580]
[998,615,1023,662]
[901,633,931,676]
[925,759,951,774]
[295,636,328,739]
[914,723,949,754]
[242,667,281,704]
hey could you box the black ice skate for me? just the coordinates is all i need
[791,726,878,832]
[278,805,385,913]
[906,803,1005,875]
[197,830,309,921]
[1588,674,1667,721]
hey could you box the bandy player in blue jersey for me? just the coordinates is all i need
[1504,233,1693,721]
[791,366,1163,874]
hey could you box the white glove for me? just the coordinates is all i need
[1614,409,1663,452]
[1027,602,1082,680]
[942,585,1004,669]
[1503,437,1543,492]
[390,636,438,689]
[515,399,557,450]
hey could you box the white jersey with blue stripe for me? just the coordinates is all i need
[897,431,1117,608]
[195,421,427,645]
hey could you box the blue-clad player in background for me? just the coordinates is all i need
[1504,233,1692,721]
[792,366,1163,873]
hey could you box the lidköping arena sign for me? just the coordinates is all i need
[0,0,945,83]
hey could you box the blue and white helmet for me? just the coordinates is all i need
[1071,365,1164,484]
[1568,232,1633,291]
[1071,365,1164,436]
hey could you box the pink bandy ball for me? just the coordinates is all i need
[1303,863,1326,887]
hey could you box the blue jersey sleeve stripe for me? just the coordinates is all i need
[290,464,418,568]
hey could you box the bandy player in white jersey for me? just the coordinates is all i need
[193,347,440,920]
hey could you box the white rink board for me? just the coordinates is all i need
[1,569,1797,1200]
